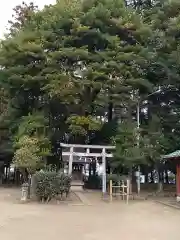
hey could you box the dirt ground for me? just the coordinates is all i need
[0,188,179,240]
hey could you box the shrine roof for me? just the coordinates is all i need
[163,150,180,160]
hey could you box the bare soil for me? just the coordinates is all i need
[0,188,179,240]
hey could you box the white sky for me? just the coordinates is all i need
[0,0,56,37]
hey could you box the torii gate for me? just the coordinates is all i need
[60,143,115,195]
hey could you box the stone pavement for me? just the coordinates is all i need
[0,188,179,240]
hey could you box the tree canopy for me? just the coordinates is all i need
[0,0,180,174]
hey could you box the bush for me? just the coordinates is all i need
[107,174,128,185]
[34,170,71,202]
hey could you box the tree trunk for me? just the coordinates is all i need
[92,161,96,175]
[157,181,163,192]
[165,169,169,184]
[157,169,163,193]
[31,174,37,199]
[28,174,31,199]
[150,171,154,183]
[128,167,133,194]
[21,169,28,183]
[108,102,113,122]
[145,168,149,183]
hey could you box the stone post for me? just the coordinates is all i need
[21,183,29,202]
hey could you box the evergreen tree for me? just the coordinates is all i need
[0,0,180,177]
[8,1,38,36]
[112,121,146,173]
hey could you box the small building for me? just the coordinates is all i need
[163,150,180,202]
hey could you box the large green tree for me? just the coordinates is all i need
[0,0,180,178]
[0,0,152,143]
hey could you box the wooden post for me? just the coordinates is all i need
[102,148,106,195]
[68,147,73,175]
[110,180,112,202]
[176,164,180,202]
[122,180,125,201]
[127,179,130,204]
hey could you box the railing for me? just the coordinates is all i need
[109,179,130,204]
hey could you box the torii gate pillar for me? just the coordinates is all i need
[102,148,106,195]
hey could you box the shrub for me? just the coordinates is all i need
[13,146,44,174]
[34,170,71,202]
[107,174,128,185]
[13,135,51,175]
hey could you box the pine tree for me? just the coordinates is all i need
[8,1,38,36]
[112,121,146,173]
[1,0,180,174]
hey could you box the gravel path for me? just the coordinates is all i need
[0,189,179,240]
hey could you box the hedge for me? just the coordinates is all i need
[34,170,71,202]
